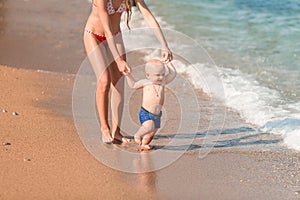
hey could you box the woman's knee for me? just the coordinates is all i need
[96,79,110,93]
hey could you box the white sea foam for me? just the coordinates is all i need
[216,67,300,151]
[175,61,300,151]
[284,130,300,151]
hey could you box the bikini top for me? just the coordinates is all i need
[92,0,126,15]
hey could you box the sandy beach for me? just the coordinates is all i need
[1,64,300,199]
[1,0,300,199]
[0,65,162,199]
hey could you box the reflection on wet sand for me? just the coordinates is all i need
[128,152,157,194]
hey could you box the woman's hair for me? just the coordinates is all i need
[124,0,133,30]
[92,0,134,29]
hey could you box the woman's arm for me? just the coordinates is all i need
[135,0,173,62]
[94,0,130,74]
[164,61,176,84]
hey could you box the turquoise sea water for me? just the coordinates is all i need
[144,0,300,150]
[150,0,300,97]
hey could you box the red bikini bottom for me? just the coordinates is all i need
[85,29,120,42]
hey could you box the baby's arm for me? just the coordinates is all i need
[164,61,176,84]
[126,73,149,89]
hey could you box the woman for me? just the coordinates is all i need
[84,0,172,143]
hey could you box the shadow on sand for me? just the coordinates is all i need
[153,126,281,151]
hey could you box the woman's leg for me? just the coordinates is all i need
[109,33,130,142]
[109,62,125,140]
[84,32,113,143]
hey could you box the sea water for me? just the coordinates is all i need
[132,0,300,151]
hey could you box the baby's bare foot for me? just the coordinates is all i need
[134,135,142,145]
[140,144,153,150]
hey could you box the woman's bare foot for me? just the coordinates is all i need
[101,128,113,144]
[113,132,131,144]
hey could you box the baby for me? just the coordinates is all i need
[126,59,176,149]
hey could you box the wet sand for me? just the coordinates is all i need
[1,0,300,199]
[0,0,88,73]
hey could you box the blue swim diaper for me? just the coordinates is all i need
[139,106,162,129]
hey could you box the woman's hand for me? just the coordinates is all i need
[116,58,131,75]
[161,48,173,63]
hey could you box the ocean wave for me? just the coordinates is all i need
[172,60,300,151]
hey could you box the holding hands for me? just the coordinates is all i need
[116,57,132,75]
[119,48,173,76]
[161,48,173,63]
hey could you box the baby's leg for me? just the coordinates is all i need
[141,130,157,150]
[134,120,155,145]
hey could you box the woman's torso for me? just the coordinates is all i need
[85,0,126,35]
